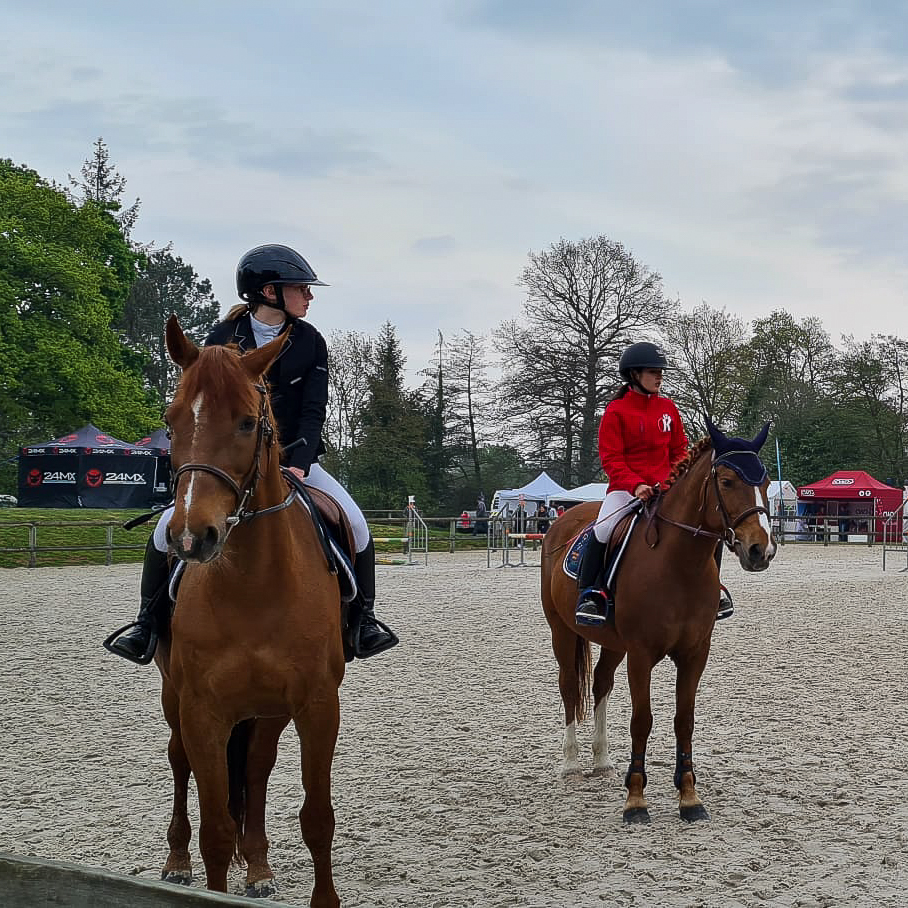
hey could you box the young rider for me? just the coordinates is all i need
[106,244,399,662]
[575,342,734,626]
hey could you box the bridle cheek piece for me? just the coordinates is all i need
[170,383,292,537]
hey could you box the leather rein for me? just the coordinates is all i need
[649,456,770,552]
[170,382,295,535]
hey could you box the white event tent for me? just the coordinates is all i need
[491,471,568,514]
[553,482,608,504]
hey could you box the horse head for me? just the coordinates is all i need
[163,315,289,563]
[705,418,776,571]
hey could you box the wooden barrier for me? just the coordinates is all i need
[0,852,279,907]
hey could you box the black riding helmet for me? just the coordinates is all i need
[618,342,670,381]
[236,244,328,311]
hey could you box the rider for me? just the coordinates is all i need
[575,342,734,627]
[107,244,399,662]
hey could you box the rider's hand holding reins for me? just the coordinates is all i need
[634,484,655,501]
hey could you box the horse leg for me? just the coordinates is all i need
[591,647,625,777]
[673,644,711,822]
[180,710,235,893]
[623,652,654,824]
[160,680,193,885]
[243,716,291,898]
[549,618,590,777]
[295,692,341,908]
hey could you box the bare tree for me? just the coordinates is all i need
[325,330,373,480]
[660,302,748,438]
[496,236,676,485]
[444,330,496,486]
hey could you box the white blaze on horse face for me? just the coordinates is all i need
[755,485,776,557]
[181,392,205,514]
[561,721,581,776]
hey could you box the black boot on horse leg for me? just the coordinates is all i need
[104,536,169,664]
[714,544,734,620]
[351,539,398,659]
[575,534,611,627]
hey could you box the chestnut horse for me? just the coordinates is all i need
[541,422,776,823]
[154,316,344,906]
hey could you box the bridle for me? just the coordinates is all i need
[170,382,295,535]
[652,452,771,552]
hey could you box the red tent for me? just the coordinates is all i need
[797,470,903,541]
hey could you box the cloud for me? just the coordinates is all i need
[411,235,456,255]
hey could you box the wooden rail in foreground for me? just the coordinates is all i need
[0,852,279,908]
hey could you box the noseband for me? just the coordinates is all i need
[653,454,771,551]
[170,382,295,532]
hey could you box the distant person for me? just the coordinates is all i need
[474,494,488,535]
[536,501,550,534]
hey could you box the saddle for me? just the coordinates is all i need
[563,507,641,594]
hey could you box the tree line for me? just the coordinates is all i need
[2,144,905,510]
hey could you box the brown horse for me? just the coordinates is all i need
[541,421,776,823]
[154,316,344,906]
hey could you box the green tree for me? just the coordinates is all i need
[0,158,158,491]
[118,245,220,400]
[347,323,430,509]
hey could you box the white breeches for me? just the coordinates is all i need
[593,490,637,544]
[153,461,371,554]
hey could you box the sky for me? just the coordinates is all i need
[3,0,908,380]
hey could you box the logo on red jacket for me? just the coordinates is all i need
[659,413,672,432]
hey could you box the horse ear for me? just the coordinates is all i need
[704,416,724,447]
[165,315,199,369]
[753,421,771,450]
[240,327,291,380]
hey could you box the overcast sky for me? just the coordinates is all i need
[3,0,907,378]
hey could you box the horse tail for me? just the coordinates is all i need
[575,632,593,722]
[227,718,253,864]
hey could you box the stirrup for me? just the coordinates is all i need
[354,617,399,659]
[575,589,611,627]
[716,585,734,621]
[102,622,158,665]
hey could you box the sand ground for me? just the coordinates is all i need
[2,543,906,907]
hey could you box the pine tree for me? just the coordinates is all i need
[68,137,141,237]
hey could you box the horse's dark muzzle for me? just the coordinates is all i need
[171,526,222,563]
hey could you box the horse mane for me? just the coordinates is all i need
[175,344,264,416]
[663,436,713,490]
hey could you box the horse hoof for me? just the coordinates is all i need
[680,803,710,823]
[246,878,278,899]
[622,807,651,825]
[161,870,193,885]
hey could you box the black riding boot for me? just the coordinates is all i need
[715,544,734,620]
[575,535,611,627]
[104,536,169,664]
[351,539,399,659]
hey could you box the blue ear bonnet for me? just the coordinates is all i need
[706,421,770,486]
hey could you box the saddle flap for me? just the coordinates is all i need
[305,486,357,562]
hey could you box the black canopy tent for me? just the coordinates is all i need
[134,428,172,501]
[18,424,159,508]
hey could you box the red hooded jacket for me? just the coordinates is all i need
[598,390,689,495]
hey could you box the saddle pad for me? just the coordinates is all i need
[563,524,595,580]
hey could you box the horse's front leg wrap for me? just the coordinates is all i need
[624,751,648,790]
[673,746,696,791]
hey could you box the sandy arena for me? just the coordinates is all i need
[2,544,906,906]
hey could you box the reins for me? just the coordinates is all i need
[652,455,770,551]
[170,382,295,536]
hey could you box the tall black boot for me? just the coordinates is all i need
[575,535,611,627]
[714,544,734,620]
[351,539,399,659]
[104,536,169,664]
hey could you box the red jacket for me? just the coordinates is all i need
[598,391,689,494]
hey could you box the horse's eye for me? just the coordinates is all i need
[720,477,735,488]
[239,417,256,433]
